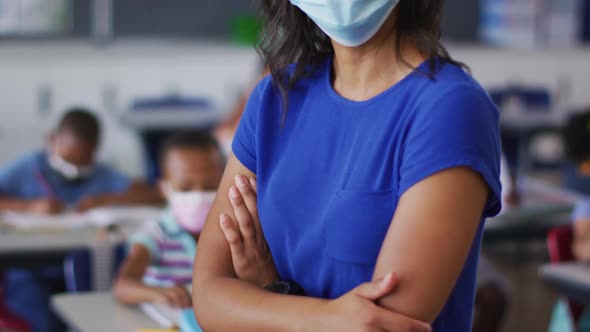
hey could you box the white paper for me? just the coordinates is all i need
[1,206,162,230]
[1,211,88,230]
[140,285,192,328]
[139,302,182,328]
[85,206,163,227]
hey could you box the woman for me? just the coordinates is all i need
[193,0,502,331]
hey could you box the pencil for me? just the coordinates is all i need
[34,170,57,199]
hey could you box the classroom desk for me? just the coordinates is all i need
[485,201,572,241]
[540,263,590,305]
[500,111,564,178]
[0,207,161,268]
[0,224,137,269]
[483,179,579,244]
[52,292,159,332]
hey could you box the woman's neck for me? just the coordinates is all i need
[331,16,425,102]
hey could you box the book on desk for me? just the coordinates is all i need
[139,284,202,332]
[0,206,163,231]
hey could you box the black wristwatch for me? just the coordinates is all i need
[264,280,305,296]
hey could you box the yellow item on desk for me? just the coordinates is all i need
[137,329,179,332]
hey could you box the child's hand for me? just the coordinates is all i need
[220,175,279,288]
[152,285,192,308]
[29,198,64,215]
[76,195,109,212]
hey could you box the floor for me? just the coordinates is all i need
[484,240,560,332]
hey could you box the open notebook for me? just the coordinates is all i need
[139,302,183,329]
[140,285,195,329]
[1,206,162,230]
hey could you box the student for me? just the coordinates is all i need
[469,157,514,332]
[563,110,590,263]
[547,109,590,332]
[193,0,501,331]
[0,108,162,213]
[114,131,224,307]
[562,109,590,196]
[0,108,161,332]
[472,256,509,332]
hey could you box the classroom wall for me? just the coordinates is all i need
[0,41,588,177]
[0,41,259,176]
[453,46,590,110]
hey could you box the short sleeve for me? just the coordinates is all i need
[0,154,33,196]
[573,200,590,222]
[232,78,267,173]
[399,86,502,217]
[96,165,131,193]
[128,221,160,262]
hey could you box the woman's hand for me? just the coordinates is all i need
[219,174,279,288]
[314,273,431,332]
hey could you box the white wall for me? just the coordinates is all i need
[0,41,588,177]
[451,46,590,110]
[0,40,260,176]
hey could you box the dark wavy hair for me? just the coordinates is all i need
[257,0,467,110]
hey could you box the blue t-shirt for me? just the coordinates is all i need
[0,151,130,206]
[232,57,502,331]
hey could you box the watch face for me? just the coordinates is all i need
[264,280,304,296]
[265,281,289,294]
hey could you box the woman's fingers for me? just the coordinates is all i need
[353,273,398,301]
[249,176,257,194]
[247,176,266,238]
[238,175,266,238]
[235,175,259,222]
[352,273,430,332]
[374,307,431,332]
[219,214,245,261]
[229,185,257,242]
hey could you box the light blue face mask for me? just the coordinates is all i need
[289,0,400,47]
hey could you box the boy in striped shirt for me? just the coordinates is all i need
[114,131,224,308]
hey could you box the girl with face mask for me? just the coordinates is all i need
[113,131,223,308]
[193,1,502,331]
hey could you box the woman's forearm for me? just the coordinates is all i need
[194,276,326,332]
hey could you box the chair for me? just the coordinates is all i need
[547,225,585,325]
[64,243,127,293]
[0,274,31,332]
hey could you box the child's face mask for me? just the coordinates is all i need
[166,184,216,233]
[48,151,94,182]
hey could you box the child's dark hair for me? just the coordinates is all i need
[57,108,101,144]
[563,109,590,163]
[160,130,223,164]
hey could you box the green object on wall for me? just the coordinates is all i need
[230,15,261,46]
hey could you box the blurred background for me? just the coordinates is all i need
[0,0,589,331]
